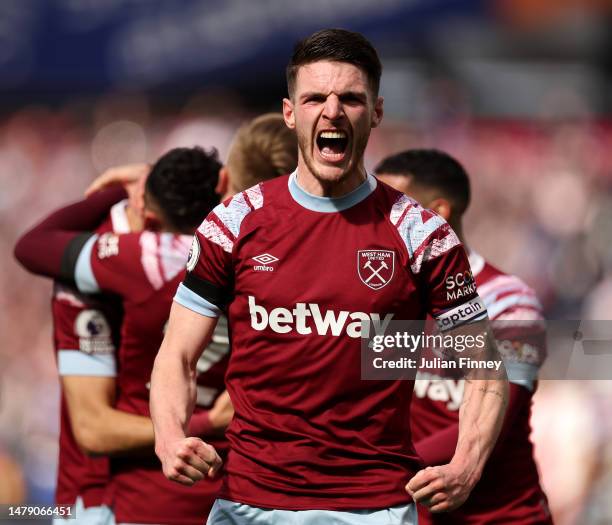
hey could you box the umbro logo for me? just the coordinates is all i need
[252,253,279,272]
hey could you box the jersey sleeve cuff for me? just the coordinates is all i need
[174,283,221,318]
[434,296,487,332]
[57,350,117,377]
[505,361,538,392]
[74,234,100,293]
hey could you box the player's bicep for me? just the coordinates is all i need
[161,301,219,369]
[61,375,116,437]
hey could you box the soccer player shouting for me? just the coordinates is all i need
[151,29,508,525]
[376,149,552,524]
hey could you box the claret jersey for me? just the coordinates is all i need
[411,252,551,524]
[175,172,486,510]
[52,201,127,508]
[52,284,121,508]
[74,229,228,525]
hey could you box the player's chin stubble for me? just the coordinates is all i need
[297,134,352,184]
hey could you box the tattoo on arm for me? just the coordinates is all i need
[478,387,503,398]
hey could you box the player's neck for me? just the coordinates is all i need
[296,164,368,198]
[450,220,465,244]
[126,206,144,232]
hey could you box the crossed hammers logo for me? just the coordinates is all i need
[363,259,389,284]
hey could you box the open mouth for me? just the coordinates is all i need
[316,130,348,161]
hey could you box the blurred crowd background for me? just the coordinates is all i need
[1,1,611,523]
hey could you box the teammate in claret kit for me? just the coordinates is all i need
[23,175,133,525]
[15,148,233,525]
[376,149,553,524]
[150,29,508,525]
[14,162,168,525]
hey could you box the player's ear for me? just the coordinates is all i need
[216,166,229,199]
[283,98,295,129]
[371,96,384,128]
[428,198,452,221]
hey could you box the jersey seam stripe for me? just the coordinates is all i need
[393,200,414,228]
[410,223,450,262]
[487,296,541,319]
[478,278,533,297]
[210,212,237,242]
[480,284,535,300]
[482,291,536,306]
[245,184,264,209]
[490,305,541,321]
[242,190,255,211]
[199,220,233,253]
[409,223,455,273]
[376,206,420,301]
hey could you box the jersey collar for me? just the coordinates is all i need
[288,170,377,213]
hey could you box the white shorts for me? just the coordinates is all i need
[53,496,115,525]
[206,498,417,525]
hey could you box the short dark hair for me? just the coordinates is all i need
[286,28,382,97]
[145,147,221,233]
[375,149,471,216]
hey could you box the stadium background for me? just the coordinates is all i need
[0,1,611,523]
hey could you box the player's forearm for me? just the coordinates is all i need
[151,303,219,460]
[451,376,508,486]
[416,383,528,468]
[150,343,197,453]
[75,408,155,456]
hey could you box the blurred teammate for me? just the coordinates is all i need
[216,112,299,197]
[15,148,228,525]
[14,164,147,525]
[376,149,552,524]
[150,29,508,525]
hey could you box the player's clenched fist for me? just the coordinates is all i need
[406,463,475,513]
[156,437,222,486]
